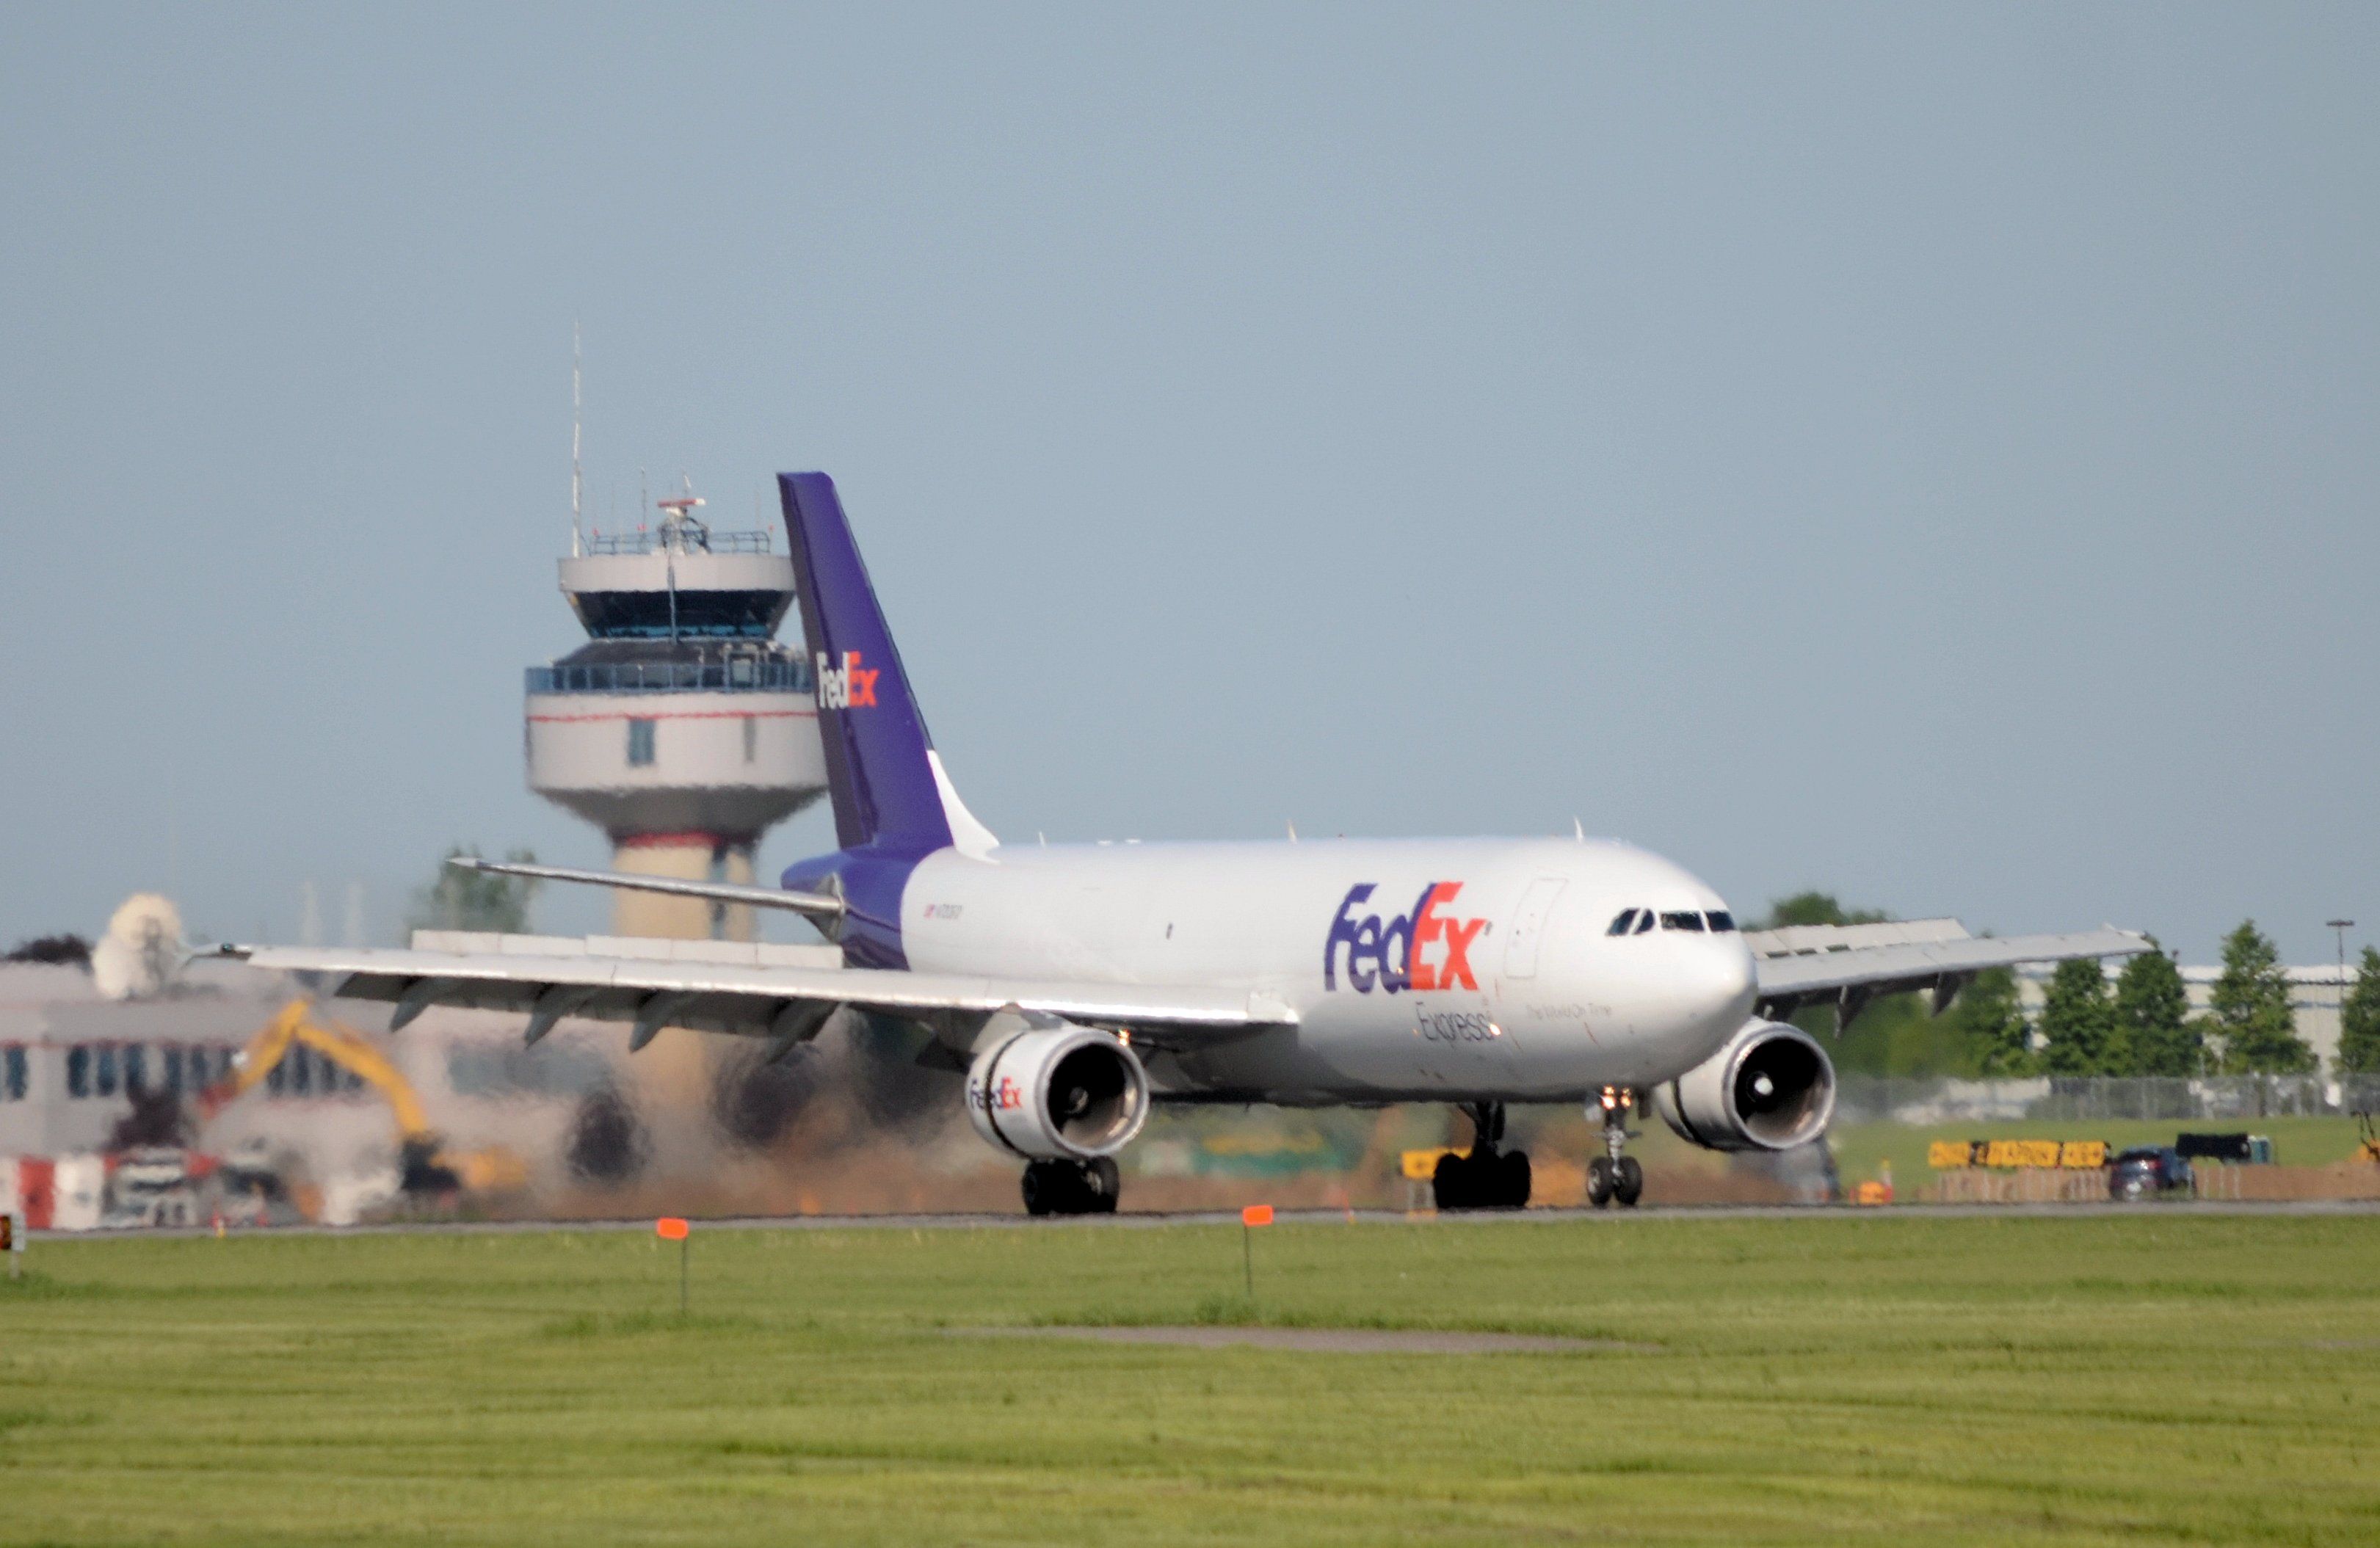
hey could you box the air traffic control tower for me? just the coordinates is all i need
[524,495,827,941]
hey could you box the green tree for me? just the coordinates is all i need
[1757,892,1887,930]
[1756,894,1954,1076]
[1945,966,2033,1076]
[2114,945,2201,1076]
[2038,956,2119,1075]
[2207,920,2313,1074]
[2337,945,2380,1075]
[409,845,542,936]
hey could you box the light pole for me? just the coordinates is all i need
[2327,920,2354,1064]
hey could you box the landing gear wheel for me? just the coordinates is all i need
[1614,1155,1644,1207]
[1023,1158,1120,1217]
[1086,1156,1121,1215]
[1436,1101,1517,1212]
[1587,1155,1616,1209]
[1021,1160,1063,1216]
[1432,1150,1473,1212]
[1498,1149,1532,1210]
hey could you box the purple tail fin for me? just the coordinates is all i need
[779,473,953,855]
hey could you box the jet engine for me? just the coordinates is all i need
[965,1020,1150,1161]
[1650,1020,1835,1152]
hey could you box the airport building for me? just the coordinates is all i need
[0,956,598,1228]
[2017,962,2355,1071]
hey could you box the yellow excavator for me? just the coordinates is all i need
[200,1000,526,1197]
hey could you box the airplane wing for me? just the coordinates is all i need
[1746,919,2151,1031]
[217,937,1296,1057]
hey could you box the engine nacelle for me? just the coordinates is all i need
[965,1020,1150,1161]
[1651,1019,1836,1152]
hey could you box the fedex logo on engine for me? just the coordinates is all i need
[970,1072,1025,1113]
[1324,882,1487,994]
[815,650,879,710]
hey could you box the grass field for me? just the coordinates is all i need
[4,1213,2378,1546]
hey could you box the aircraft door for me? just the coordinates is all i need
[1501,877,1567,980]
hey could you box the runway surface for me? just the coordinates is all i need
[36,1195,2380,1242]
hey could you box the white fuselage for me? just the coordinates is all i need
[896,836,1758,1105]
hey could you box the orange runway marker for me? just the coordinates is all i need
[656,1218,691,1312]
[1240,1204,1272,1297]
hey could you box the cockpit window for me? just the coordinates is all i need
[1660,910,1705,932]
[1635,909,1655,934]
[1606,909,1639,937]
[1705,910,1736,932]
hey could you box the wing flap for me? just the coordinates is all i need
[1752,927,2151,1025]
[227,944,1296,1042]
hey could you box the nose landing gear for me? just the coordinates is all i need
[1586,1086,1644,1208]
[1431,1101,1533,1211]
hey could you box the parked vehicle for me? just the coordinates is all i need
[2176,1132,2273,1164]
[2108,1146,2193,1201]
[101,1147,197,1228]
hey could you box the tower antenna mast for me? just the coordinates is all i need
[570,323,584,557]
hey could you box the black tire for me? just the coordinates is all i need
[1499,1150,1533,1210]
[1432,1151,1473,1212]
[1614,1156,1644,1207]
[1021,1162,1057,1216]
[1587,1155,1616,1208]
[566,1087,645,1184]
[1088,1157,1121,1215]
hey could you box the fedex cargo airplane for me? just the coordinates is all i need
[231,474,2148,1214]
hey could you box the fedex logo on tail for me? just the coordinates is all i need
[816,650,879,710]
[1325,882,1487,994]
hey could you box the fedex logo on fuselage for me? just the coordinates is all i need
[816,650,879,710]
[1324,882,1487,994]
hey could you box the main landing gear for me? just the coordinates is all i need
[1432,1101,1532,1211]
[1022,1157,1121,1216]
[1586,1086,1644,1209]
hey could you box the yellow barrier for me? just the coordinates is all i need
[1401,1147,1462,1181]
[1929,1139,2110,1170]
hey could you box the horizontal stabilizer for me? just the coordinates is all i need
[447,856,845,921]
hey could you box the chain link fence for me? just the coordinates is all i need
[1834,1074,2380,1126]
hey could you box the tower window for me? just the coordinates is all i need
[627,719,656,766]
[4,1045,26,1102]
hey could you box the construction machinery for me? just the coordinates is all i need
[2356,1109,2380,1165]
[200,1000,526,1199]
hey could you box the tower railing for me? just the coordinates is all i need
[524,657,816,696]
[583,529,774,556]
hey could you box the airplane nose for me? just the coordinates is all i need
[1699,937,1758,1022]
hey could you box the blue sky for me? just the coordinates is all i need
[2,4,2373,963]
